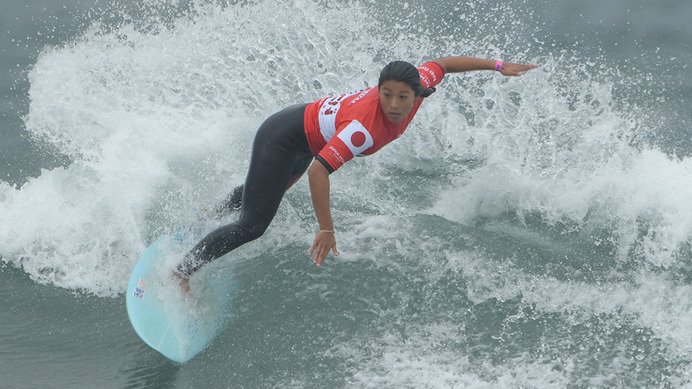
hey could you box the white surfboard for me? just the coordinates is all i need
[126,234,234,363]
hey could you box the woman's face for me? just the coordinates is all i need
[378,80,416,123]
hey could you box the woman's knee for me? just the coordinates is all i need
[213,185,243,217]
[237,219,270,241]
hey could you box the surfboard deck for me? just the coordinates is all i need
[126,234,233,363]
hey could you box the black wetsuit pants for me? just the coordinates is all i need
[177,103,313,276]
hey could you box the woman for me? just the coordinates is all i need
[175,56,538,285]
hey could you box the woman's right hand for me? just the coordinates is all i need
[308,230,338,267]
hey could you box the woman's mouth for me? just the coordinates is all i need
[387,112,402,121]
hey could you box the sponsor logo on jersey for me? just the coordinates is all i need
[327,145,345,166]
[318,89,372,142]
[419,65,440,88]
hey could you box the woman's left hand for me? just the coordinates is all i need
[500,62,539,77]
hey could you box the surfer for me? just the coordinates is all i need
[174,56,538,286]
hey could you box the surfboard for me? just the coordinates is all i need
[126,233,234,363]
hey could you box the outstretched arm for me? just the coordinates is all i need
[433,56,538,77]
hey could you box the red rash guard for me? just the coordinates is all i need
[303,61,445,173]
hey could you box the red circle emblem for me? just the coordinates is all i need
[350,131,366,148]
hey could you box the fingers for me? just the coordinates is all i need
[313,242,337,267]
[502,63,539,77]
[312,246,326,266]
[308,233,338,267]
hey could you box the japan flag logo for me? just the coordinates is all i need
[337,120,374,157]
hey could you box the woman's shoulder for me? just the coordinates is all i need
[418,61,445,88]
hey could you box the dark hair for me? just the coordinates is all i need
[378,61,436,98]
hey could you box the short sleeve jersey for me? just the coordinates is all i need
[303,61,445,173]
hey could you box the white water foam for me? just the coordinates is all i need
[1,1,380,296]
[430,53,692,271]
[1,0,689,385]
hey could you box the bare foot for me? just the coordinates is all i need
[171,271,191,293]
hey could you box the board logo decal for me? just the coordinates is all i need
[133,278,147,299]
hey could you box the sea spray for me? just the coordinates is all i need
[0,0,690,386]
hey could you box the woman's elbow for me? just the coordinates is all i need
[309,160,331,177]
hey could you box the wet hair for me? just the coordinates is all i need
[378,61,436,98]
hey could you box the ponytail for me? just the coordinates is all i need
[420,87,436,98]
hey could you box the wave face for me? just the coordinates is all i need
[2,0,691,386]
